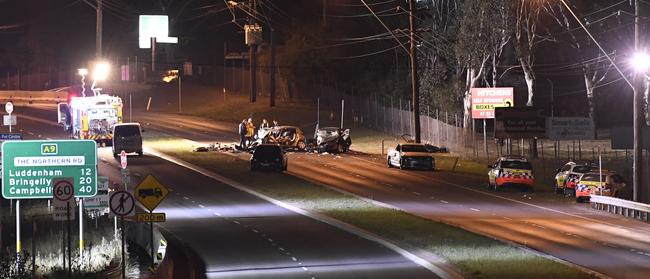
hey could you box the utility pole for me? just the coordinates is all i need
[409,0,421,143]
[633,0,643,202]
[96,0,103,59]
[248,0,258,103]
[270,29,276,107]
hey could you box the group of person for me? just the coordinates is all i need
[238,118,279,148]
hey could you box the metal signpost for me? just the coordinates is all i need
[110,190,135,279]
[4,101,14,133]
[52,178,75,276]
[134,174,168,269]
[471,88,514,158]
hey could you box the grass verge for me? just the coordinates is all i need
[144,136,594,279]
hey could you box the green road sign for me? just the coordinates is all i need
[2,140,97,199]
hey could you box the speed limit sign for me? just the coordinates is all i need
[53,178,74,201]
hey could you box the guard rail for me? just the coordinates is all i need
[590,195,650,222]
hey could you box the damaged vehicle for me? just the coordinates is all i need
[251,126,307,151]
[387,143,435,170]
[313,127,352,153]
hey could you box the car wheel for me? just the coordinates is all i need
[576,197,583,203]
[527,186,535,193]
[387,158,392,168]
[399,159,404,170]
[554,183,563,194]
[336,144,344,153]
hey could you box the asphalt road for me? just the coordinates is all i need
[127,109,650,279]
[9,107,437,279]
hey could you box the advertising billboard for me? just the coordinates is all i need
[471,87,514,119]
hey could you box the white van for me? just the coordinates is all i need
[112,123,143,157]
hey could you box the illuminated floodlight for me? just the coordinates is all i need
[92,62,110,81]
[77,68,88,76]
[631,52,650,73]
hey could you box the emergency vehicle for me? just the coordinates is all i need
[487,155,535,192]
[58,94,123,145]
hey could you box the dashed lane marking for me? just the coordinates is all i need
[470,208,480,212]
[233,220,240,225]
[412,191,421,196]
[291,257,298,262]
[198,204,205,208]
[440,200,449,204]
[213,212,221,217]
[183,196,189,200]
[302,267,309,271]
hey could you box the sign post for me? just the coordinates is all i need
[52,178,74,277]
[5,101,13,133]
[471,88,514,158]
[135,175,169,269]
[110,190,135,279]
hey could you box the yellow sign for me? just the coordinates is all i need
[135,175,169,211]
[137,213,166,222]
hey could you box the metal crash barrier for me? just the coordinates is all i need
[590,195,650,222]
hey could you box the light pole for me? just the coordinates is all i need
[631,51,650,202]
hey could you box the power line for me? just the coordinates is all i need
[360,0,408,54]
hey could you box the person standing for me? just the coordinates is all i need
[260,119,269,129]
[246,118,255,144]
[238,119,247,148]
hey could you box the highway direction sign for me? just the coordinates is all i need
[110,191,135,217]
[85,176,109,209]
[136,213,166,222]
[1,140,98,199]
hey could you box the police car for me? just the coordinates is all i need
[487,155,534,192]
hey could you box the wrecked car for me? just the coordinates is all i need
[313,127,352,153]
[251,126,307,151]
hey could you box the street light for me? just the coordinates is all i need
[631,51,649,202]
[631,52,650,72]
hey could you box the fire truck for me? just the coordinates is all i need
[58,94,123,145]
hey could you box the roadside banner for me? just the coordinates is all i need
[471,87,514,119]
[546,117,595,140]
[494,107,546,139]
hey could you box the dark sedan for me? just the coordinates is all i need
[250,144,288,172]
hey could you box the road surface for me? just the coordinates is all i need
[10,106,437,279]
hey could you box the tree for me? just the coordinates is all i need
[455,0,513,128]
[514,0,555,107]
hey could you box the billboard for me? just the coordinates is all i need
[546,117,595,140]
[139,15,178,48]
[471,87,514,119]
[494,107,546,139]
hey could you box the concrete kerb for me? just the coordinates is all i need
[143,146,458,279]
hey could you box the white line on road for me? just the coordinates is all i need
[412,191,421,196]
[213,212,221,217]
[470,208,480,212]
[253,229,259,233]
[183,196,189,200]
[503,217,513,220]
[440,200,449,204]
[291,257,297,262]
[268,238,274,243]
[198,204,205,208]
[233,220,240,225]
[302,267,309,271]
[278,247,285,251]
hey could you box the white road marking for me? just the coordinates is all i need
[268,238,274,243]
[291,257,297,262]
[278,247,285,251]
[503,217,513,220]
[412,191,421,196]
[183,196,189,200]
[470,208,480,212]
[198,204,205,208]
[440,200,449,204]
[213,212,221,217]
[252,229,259,233]
[233,220,240,225]
[27,132,34,135]
[207,208,213,211]
[302,267,309,271]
